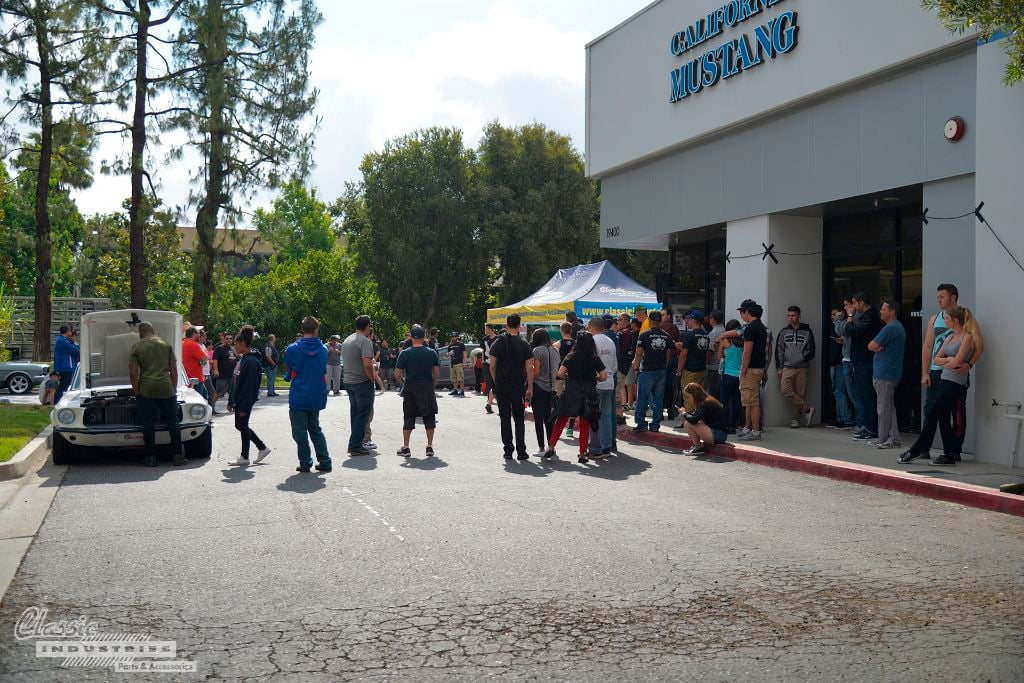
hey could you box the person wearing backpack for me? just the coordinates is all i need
[529,328,560,457]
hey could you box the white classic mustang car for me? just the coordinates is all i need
[50,309,213,464]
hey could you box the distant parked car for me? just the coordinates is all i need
[435,343,479,389]
[0,360,49,395]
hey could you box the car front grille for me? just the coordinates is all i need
[82,398,184,426]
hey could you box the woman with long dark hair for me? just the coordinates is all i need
[530,329,560,456]
[544,332,608,464]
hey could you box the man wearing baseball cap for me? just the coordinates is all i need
[634,305,650,333]
[675,310,709,413]
[447,332,467,396]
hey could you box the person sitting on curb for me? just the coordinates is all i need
[680,383,729,456]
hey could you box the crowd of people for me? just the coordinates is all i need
[38,278,985,472]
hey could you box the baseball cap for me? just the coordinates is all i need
[410,325,426,339]
[685,309,704,322]
[633,305,647,314]
[602,314,615,324]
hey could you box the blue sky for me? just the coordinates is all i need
[76,0,652,218]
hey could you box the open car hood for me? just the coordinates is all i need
[78,309,184,390]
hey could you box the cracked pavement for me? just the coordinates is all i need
[0,391,1021,680]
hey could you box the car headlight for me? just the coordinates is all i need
[57,409,76,425]
[189,404,207,420]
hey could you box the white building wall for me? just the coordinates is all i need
[972,40,1024,467]
[727,214,822,427]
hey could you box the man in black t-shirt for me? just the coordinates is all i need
[447,333,468,396]
[378,340,398,390]
[488,314,534,460]
[211,332,238,413]
[737,301,768,441]
[630,310,671,432]
[676,310,710,412]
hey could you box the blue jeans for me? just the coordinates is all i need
[346,381,375,450]
[718,373,742,430]
[591,388,616,452]
[635,369,666,429]
[830,365,853,426]
[265,367,277,395]
[289,409,330,468]
[851,360,877,435]
[842,362,861,428]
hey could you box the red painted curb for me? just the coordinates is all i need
[522,410,1024,517]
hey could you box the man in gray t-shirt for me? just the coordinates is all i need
[326,335,344,395]
[341,316,379,454]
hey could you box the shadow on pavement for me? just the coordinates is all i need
[503,459,551,477]
[342,454,379,471]
[400,456,449,470]
[276,473,327,493]
[56,451,208,485]
[577,451,652,481]
[220,466,256,483]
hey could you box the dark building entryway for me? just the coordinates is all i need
[823,194,923,432]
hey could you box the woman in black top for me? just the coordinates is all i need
[680,382,728,455]
[544,332,607,464]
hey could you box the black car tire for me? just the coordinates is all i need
[52,432,79,465]
[5,372,32,395]
[184,427,212,459]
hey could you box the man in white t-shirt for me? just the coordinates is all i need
[588,317,619,457]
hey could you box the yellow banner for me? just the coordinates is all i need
[486,302,574,326]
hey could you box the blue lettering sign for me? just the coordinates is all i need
[667,0,799,103]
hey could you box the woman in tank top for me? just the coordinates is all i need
[899,307,974,466]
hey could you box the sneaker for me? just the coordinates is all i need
[867,440,881,447]
[485,404,494,414]
[897,450,924,464]
[296,465,312,472]
[590,451,610,460]
[736,427,751,437]
[632,424,649,433]
[173,452,188,466]
[503,453,513,460]
[533,448,547,457]
[542,448,556,460]
[362,441,377,451]
[737,431,761,441]
[930,455,956,466]
[426,446,435,458]
[254,447,272,464]
[649,425,661,433]
[396,446,411,457]
[852,431,875,441]
[228,458,250,467]
[577,454,589,464]
[683,446,706,455]
[517,452,529,461]
[876,441,900,450]
[804,406,815,427]
[348,447,371,456]
[315,463,332,472]
[601,447,612,456]
[790,418,801,429]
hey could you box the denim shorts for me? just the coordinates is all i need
[711,428,728,445]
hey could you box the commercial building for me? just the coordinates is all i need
[587,0,1024,464]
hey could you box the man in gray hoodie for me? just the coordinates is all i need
[776,306,816,428]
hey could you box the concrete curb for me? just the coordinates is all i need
[0,426,51,482]
[620,426,1024,518]
[522,411,1024,517]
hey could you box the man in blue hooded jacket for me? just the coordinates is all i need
[53,324,80,403]
[285,316,331,472]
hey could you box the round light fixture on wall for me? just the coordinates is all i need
[944,116,967,142]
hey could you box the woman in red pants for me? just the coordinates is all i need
[543,332,608,464]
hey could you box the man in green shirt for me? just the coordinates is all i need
[129,321,186,467]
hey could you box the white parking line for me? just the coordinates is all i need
[342,487,404,542]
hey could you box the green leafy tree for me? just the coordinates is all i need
[171,0,321,324]
[923,0,1024,85]
[348,127,488,330]
[254,179,337,262]
[0,0,110,361]
[209,247,400,345]
[478,122,602,305]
